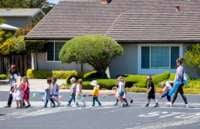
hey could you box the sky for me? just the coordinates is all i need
[48,0,60,4]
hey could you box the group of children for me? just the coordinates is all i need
[10,76,31,108]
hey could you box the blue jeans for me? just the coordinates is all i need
[92,96,101,106]
[161,91,171,102]
[68,93,76,105]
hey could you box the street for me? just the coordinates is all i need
[0,91,200,129]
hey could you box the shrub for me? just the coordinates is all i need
[83,71,97,80]
[0,74,7,80]
[59,35,123,77]
[169,73,175,81]
[52,70,78,79]
[152,71,170,86]
[26,69,52,79]
[82,79,116,90]
[27,69,79,79]
[125,74,146,88]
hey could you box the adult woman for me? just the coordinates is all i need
[5,64,20,108]
[169,58,188,107]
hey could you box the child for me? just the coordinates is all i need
[90,80,102,107]
[160,81,173,103]
[51,77,60,107]
[21,76,31,108]
[117,76,129,107]
[75,79,86,107]
[112,87,119,106]
[13,77,23,108]
[145,75,158,107]
[68,77,77,106]
[44,78,55,108]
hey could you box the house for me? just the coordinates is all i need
[0,8,43,28]
[25,0,200,77]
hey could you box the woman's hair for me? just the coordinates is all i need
[52,77,57,83]
[47,78,52,84]
[176,58,184,65]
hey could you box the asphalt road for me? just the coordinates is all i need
[1,91,200,129]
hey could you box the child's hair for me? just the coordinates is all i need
[112,87,117,91]
[78,79,83,83]
[176,58,184,65]
[147,75,152,80]
[52,77,57,83]
[22,76,28,81]
[47,77,52,84]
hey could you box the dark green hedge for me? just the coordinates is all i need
[0,74,7,80]
[26,69,78,79]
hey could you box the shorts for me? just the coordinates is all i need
[148,94,155,100]
[119,91,125,97]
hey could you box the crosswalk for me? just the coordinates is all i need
[1,101,200,121]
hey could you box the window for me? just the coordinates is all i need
[141,46,180,69]
[47,42,64,61]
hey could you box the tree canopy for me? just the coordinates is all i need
[184,44,200,71]
[59,35,123,76]
[0,0,45,8]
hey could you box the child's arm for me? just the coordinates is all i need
[146,87,152,93]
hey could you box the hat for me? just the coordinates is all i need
[70,77,76,83]
[90,80,98,86]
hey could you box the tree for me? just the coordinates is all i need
[0,36,26,55]
[184,44,200,74]
[59,35,123,77]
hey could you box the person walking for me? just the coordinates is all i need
[75,79,86,107]
[21,76,31,108]
[67,77,77,106]
[90,80,102,107]
[117,76,129,107]
[51,77,60,107]
[145,75,158,107]
[44,78,55,108]
[5,64,20,108]
[169,58,188,107]
[13,77,23,108]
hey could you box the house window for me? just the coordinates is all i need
[141,46,180,69]
[47,42,64,61]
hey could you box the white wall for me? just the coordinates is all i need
[35,53,93,72]
[109,44,138,77]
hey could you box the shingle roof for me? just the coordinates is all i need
[0,8,41,17]
[26,0,200,42]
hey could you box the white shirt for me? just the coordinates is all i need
[175,65,184,82]
[118,81,125,93]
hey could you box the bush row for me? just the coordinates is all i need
[26,69,78,79]
[0,74,7,80]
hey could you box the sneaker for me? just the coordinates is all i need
[4,105,11,108]
[169,103,173,108]
[186,104,189,108]
[25,105,31,108]
[145,103,149,107]
[154,103,159,107]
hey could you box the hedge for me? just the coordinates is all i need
[0,74,7,80]
[26,69,78,79]
[82,79,116,90]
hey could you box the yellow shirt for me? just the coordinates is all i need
[92,86,100,96]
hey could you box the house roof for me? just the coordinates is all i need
[26,0,200,42]
[0,8,41,17]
